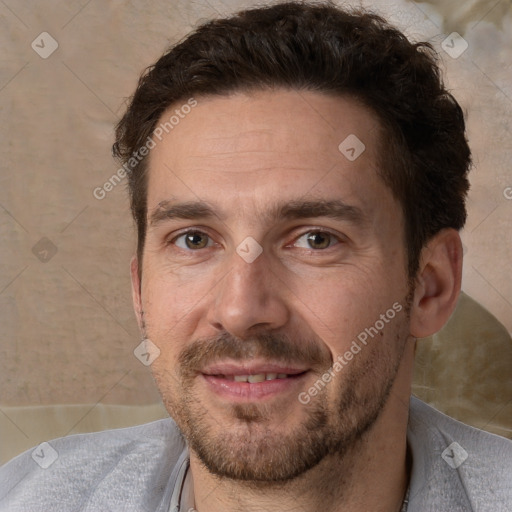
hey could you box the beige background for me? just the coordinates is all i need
[1,0,511,452]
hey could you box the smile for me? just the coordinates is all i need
[219,373,290,382]
[200,363,309,401]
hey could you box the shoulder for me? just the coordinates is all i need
[0,418,186,512]
[408,396,512,511]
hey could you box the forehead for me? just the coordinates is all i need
[146,89,392,221]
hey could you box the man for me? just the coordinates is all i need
[1,1,511,510]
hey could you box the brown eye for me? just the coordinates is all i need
[174,231,212,250]
[306,232,331,249]
[293,231,339,250]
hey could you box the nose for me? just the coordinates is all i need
[207,248,290,338]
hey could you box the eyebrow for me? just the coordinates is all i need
[149,199,366,227]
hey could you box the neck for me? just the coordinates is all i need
[190,344,414,512]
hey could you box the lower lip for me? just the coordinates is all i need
[202,373,308,401]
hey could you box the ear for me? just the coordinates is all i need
[409,228,463,338]
[130,256,144,332]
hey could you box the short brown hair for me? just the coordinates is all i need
[113,0,471,277]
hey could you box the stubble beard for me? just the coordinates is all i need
[151,305,411,485]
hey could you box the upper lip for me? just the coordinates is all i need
[201,361,309,376]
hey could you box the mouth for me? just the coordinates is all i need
[200,362,309,401]
[220,372,296,382]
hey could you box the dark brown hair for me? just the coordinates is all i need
[113,0,471,277]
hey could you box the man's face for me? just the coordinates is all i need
[135,89,413,482]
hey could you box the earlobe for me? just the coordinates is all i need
[130,256,144,331]
[409,228,463,338]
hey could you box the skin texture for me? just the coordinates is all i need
[131,89,463,512]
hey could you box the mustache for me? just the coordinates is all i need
[178,331,332,377]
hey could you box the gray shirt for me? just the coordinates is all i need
[1,397,511,511]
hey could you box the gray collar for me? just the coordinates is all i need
[166,397,477,511]
[166,450,190,512]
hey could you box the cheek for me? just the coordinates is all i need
[139,282,187,369]
[289,267,405,354]
[291,266,369,314]
[140,271,218,377]
[141,270,207,329]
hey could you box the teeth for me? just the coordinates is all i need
[230,373,288,382]
[248,374,266,383]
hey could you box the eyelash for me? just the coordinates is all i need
[168,228,343,251]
